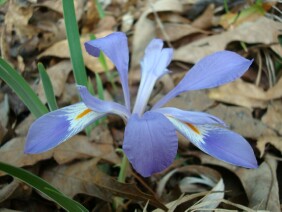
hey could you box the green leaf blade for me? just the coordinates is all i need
[62,0,88,87]
[0,58,48,118]
[38,63,58,111]
[0,161,88,212]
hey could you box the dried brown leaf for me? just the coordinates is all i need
[209,79,268,109]
[174,17,282,64]
[156,165,224,211]
[38,32,114,74]
[54,127,120,165]
[15,114,35,136]
[36,0,86,22]
[236,156,280,211]
[156,23,207,42]
[206,104,275,139]
[42,159,166,210]
[191,4,214,30]
[209,77,282,109]
[37,60,72,103]
[0,137,53,176]
[262,101,282,135]
[0,127,119,173]
[131,0,183,70]
[152,90,214,112]
[257,136,282,157]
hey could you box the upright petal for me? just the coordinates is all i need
[167,117,257,168]
[77,85,130,120]
[25,102,105,154]
[133,39,173,115]
[84,32,130,110]
[153,51,253,109]
[154,107,226,126]
[123,111,178,177]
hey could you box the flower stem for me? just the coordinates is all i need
[113,151,129,210]
[118,151,129,183]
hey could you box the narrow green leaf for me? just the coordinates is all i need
[95,73,104,100]
[62,0,88,87]
[85,78,98,135]
[94,0,105,19]
[87,77,95,96]
[0,0,7,6]
[38,63,58,111]
[0,161,88,212]
[0,58,48,118]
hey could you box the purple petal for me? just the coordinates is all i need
[84,32,130,110]
[154,107,226,126]
[77,85,130,119]
[200,128,258,168]
[133,39,173,115]
[25,102,105,153]
[153,51,253,109]
[168,118,257,168]
[123,111,178,177]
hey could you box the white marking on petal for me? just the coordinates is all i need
[167,116,211,146]
[59,102,103,141]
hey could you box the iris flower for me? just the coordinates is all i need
[25,32,257,177]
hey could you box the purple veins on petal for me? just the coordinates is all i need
[123,111,178,177]
[168,117,258,169]
[84,32,130,110]
[25,102,105,154]
[153,51,253,109]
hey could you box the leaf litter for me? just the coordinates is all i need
[0,0,281,211]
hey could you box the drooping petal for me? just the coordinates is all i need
[84,32,130,109]
[77,85,130,120]
[167,117,257,168]
[123,111,178,177]
[25,102,105,154]
[133,39,173,115]
[154,107,226,126]
[153,51,253,109]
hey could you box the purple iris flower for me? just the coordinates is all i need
[25,32,257,177]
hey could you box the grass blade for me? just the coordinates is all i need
[38,63,58,111]
[94,0,105,19]
[0,161,88,212]
[0,58,48,118]
[95,72,104,100]
[62,0,88,87]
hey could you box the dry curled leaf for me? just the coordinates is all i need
[236,156,280,211]
[0,126,119,173]
[261,101,282,135]
[54,127,120,165]
[42,159,166,210]
[156,165,224,211]
[206,104,275,139]
[174,17,282,64]
[0,137,53,176]
[131,0,183,70]
[257,136,282,157]
[209,77,282,109]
